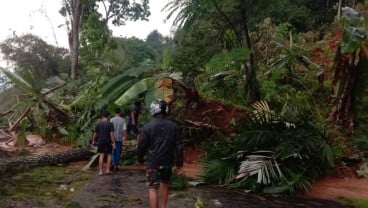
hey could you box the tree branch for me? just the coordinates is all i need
[210,0,242,47]
[9,107,31,132]
[42,82,66,96]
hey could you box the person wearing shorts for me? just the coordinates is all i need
[93,110,115,175]
[137,99,183,208]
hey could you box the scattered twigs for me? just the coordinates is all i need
[0,110,14,118]
[185,120,221,130]
[9,107,31,132]
[42,82,66,96]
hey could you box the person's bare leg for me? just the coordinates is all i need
[149,188,159,208]
[106,154,112,173]
[160,182,169,208]
[98,153,104,175]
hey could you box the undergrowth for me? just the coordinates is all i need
[338,196,368,208]
[0,166,90,207]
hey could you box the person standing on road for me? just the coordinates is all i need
[137,99,184,208]
[93,110,115,175]
[110,107,128,171]
[127,100,142,145]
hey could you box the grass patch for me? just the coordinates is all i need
[65,201,84,208]
[0,166,90,207]
[338,196,368,208]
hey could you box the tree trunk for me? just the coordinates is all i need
[69,0,82,80]
[0,148,94,176]
[337,0,343,19]
[328,48,357,132]
[240,8,260,103]
[211,0,243,47]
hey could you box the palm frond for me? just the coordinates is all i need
[251,100,274,125]
[263,166,314,194]
[200,159,237,185]
[0,68,38,95]
[234,151,284,185]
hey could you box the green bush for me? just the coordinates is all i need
[200,107,334,194]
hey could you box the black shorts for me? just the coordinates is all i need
[146,166,172,189]
[97,142,112,153]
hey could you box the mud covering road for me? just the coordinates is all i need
[73,168,350,208]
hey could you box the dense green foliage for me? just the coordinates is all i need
[0,34,69,79]
[200,105,334,194]
[1,0,368,196]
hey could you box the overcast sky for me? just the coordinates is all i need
[0,0,174,48]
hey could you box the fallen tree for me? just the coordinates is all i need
[0,148,94,176]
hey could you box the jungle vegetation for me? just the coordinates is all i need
[1,0,368,195]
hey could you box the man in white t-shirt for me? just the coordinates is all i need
[110,107,128,171]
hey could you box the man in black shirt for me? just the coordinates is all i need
[127,101,142,144]
[93,110,115,175]
[137,99,183,208]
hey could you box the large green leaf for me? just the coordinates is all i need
[340,7,367,54]
[0,68,36,95]
[114,77,156,105]
[341,31,362,54]
[113,73,182,106]
[95,79,135,110]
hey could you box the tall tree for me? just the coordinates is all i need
[60,0,84,80]
[99,0,150,26]
[164,0,339,103]
[146,30,165,61]
[164,0,263,102]
[60,0,151,79]
[0,34,69,79]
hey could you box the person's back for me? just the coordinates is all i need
[137,99,183,208]
[95,120,113,144]
[139,115,181,168]
[127,101,141,136]
[129,101,141,124]
[110,116,126,142]
[110,108,127,171]
[93,110,115,175]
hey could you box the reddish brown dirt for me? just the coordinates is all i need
[303,176,368,200]
[186,99,249,132]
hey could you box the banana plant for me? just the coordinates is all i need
[113,72,182,106]
[0,67,69,138]
[328,7,368,131]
